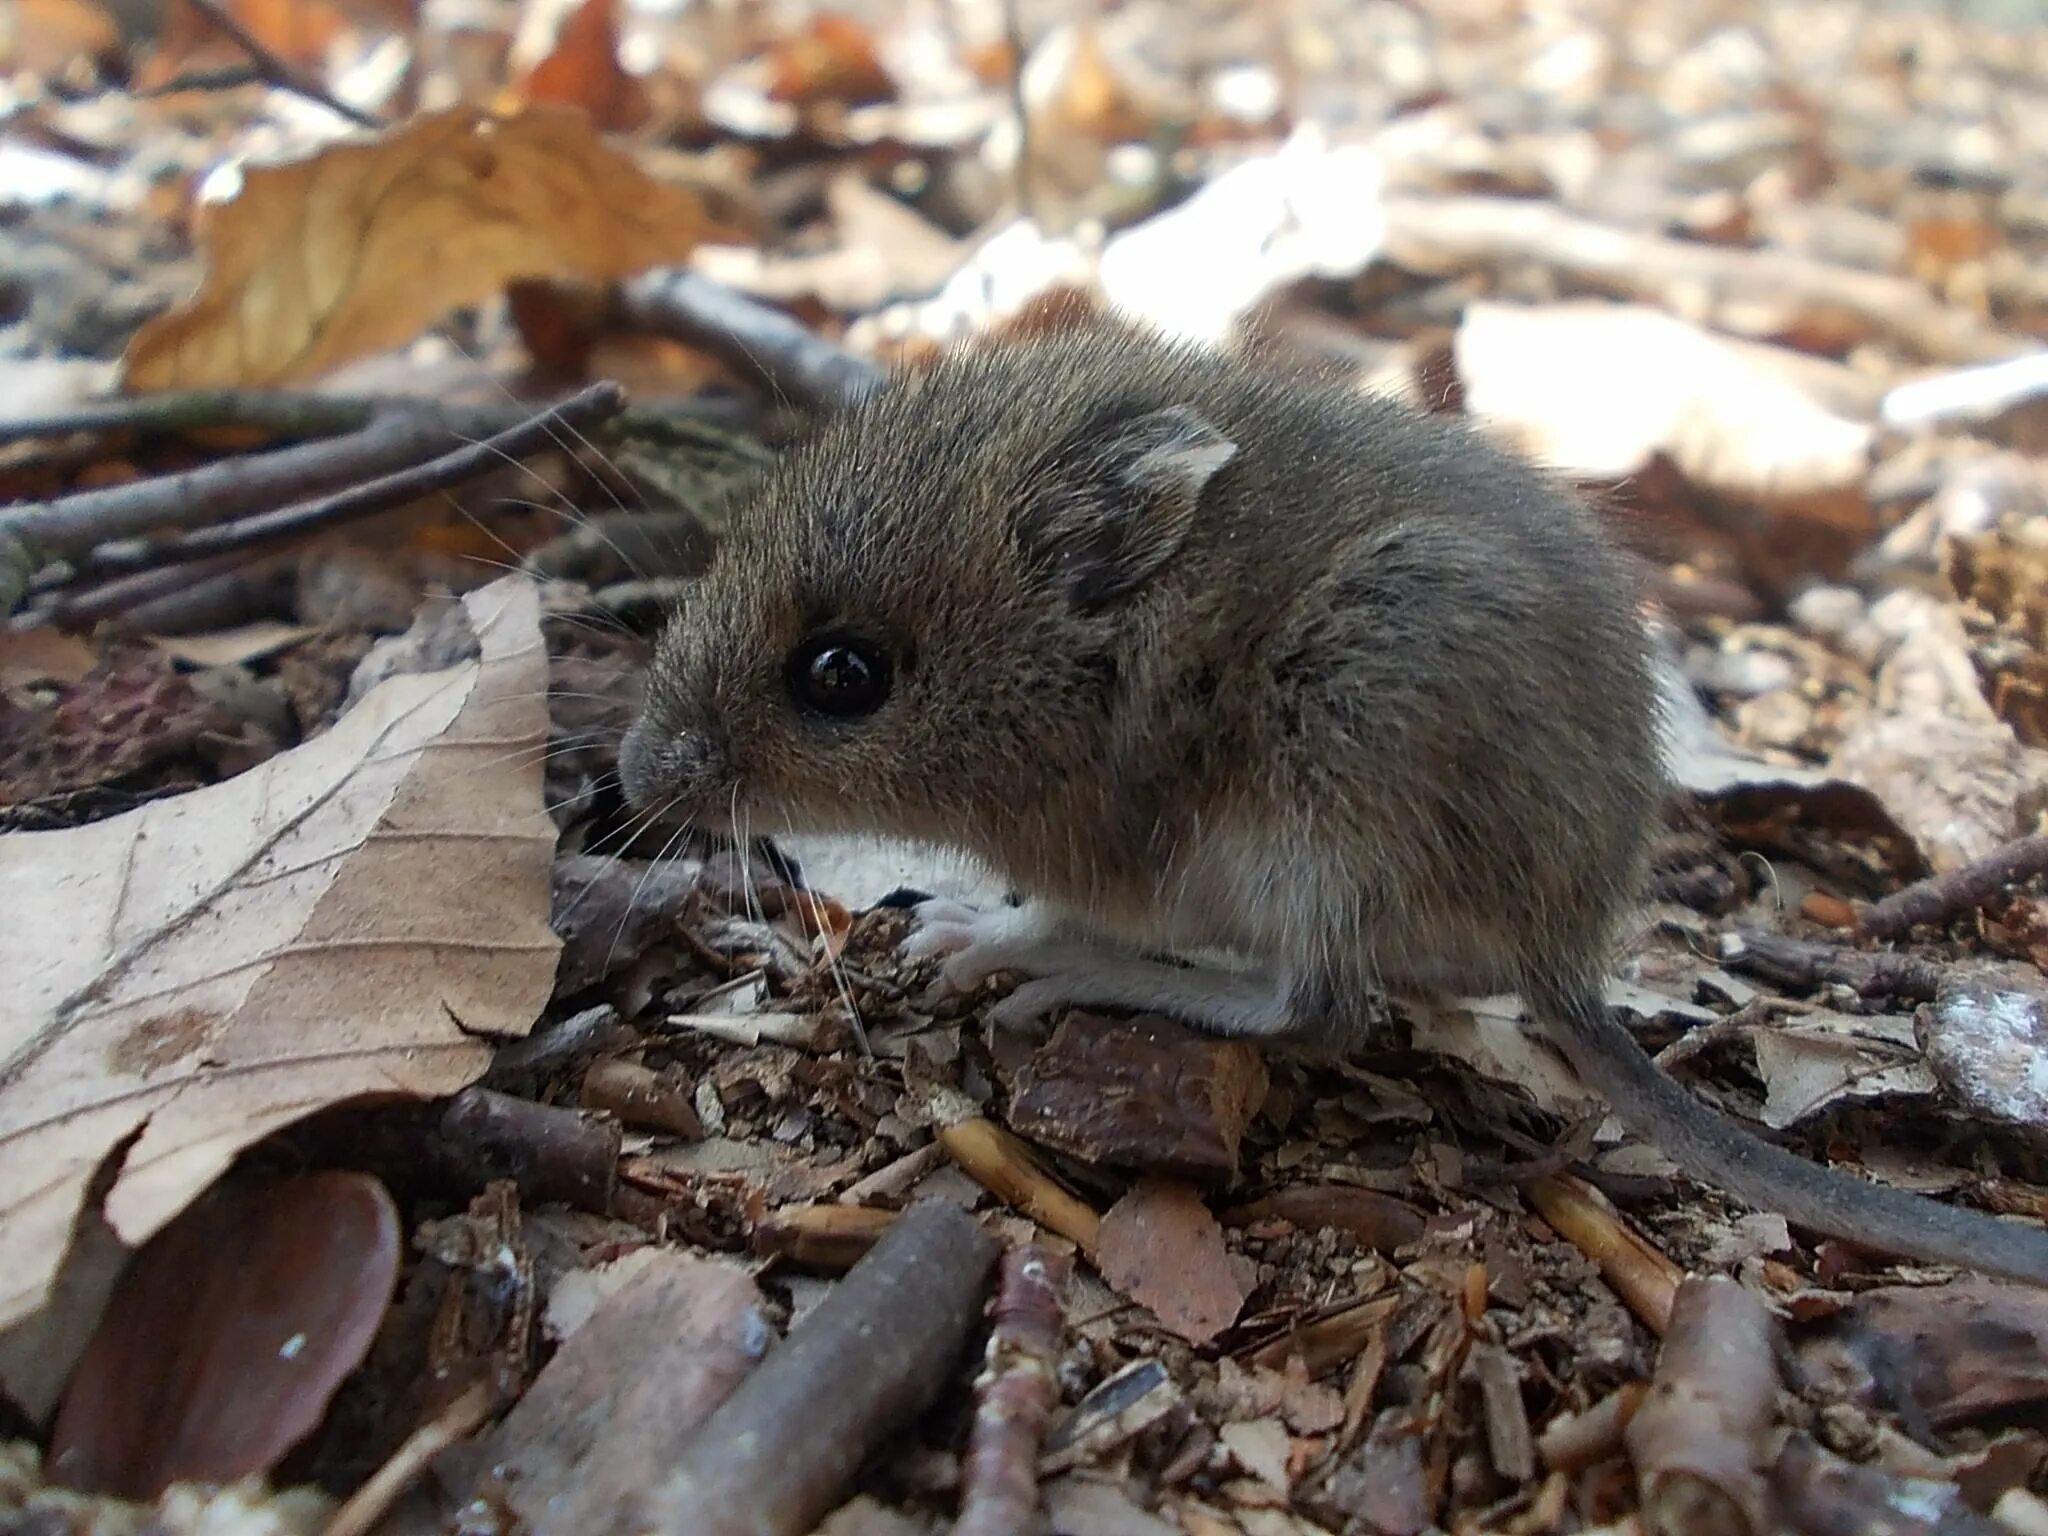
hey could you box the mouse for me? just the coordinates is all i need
[618,317,2048,1288]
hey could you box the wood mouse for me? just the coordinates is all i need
[619,318,2048,1288]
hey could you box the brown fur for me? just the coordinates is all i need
[624,320,2048,1286]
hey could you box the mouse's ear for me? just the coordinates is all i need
[1019,403,1237,614]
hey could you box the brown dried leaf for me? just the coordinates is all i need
[49,1172,400,1499]
[122,107,736,391]
[764,13,896,108]
[0,578,556,1332]
[1094,1177,1248,1345]
[514,0,650,132]
[2,0,120,76]
[1801,1279,2048,1430]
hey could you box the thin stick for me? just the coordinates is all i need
[78,383,626,580]
[954,1244,1069,1536]
[321,1379,494,1536]
[186,0,384,129]
[1861,832,2048,941]
[1001,0,1036,225]
[642,1200,999,1536]
[618,271,886,412]
[1715,929,1941,1003]
[3,408,468,561]
[39,551,260,628]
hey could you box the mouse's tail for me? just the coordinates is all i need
[1528,980,2048,1289]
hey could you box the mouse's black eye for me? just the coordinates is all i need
[785,634,892,718]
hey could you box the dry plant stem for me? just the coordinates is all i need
[645,1199,1000,1536]
[936,1117,1102,1253]
[320,1377,494,1536]
[1716,929,1940,1003]
[0,390,735,450]
[40,550,261,628]
[1250,1291,1402,1376]
[955,1244,1071,1536]
[1536,1383,1648,1474]
[1524,1175,1681,1335]
[438,1088,620,1213]
[186,0,383,128]
[619,270,887,411]
[0,390,389,446]
[751,1203,899,1270]
[78,382,627,580]
[1623,1277,1780,1536]
[1379,195,2029,366]
[2,406,467,563]
[1861,832,2048,940]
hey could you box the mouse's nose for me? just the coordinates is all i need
[616,719,670,810]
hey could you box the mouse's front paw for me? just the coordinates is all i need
[902,899,1056,994]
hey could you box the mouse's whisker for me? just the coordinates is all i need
[787,814,868,1057]
[599,804,692,979]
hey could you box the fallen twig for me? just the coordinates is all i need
[321,1378,494,1536]
[38,550,276,629]
[1380,194,2030,366]
[187,0,383,128]
[3,407,467,565]
[74,382,627,582]
[1860,832,2048,941]
[1623,1277,1780,1536]
[955,1243,1070,1536]
[0,389,394,446]
[437,1087,621,1213]
[936,1116,1102,1254]
[619,270,887,411]
[1715,929,1940,1003]
[644,1199,999,1536]
[1524,1175,1682,1336]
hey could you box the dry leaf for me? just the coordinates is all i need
[122,107,736,391]
[1094,1177,1248,1345]
[1454,302,1874,499]
[0,577,556,1333]
[764,13,895,109]
[49,1172,400,1499]
[513,0,650,133]
[0,628,96,689]
[1749,1011,1938,1130]
[0,0,120,77]
[134,0,351,88]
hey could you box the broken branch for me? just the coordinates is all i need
[76,383,626,581]
[1623,1276,1781,1536]
[1860,832,2048,941]
[954,1243,1070,1536]
[644,1199,999,1536]
[618,270,886,411]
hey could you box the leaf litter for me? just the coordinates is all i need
[0,576,555,1334]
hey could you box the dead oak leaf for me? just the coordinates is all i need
[1095,1177,1249,1345]
[0,577,557,1333]
[122,106,737,391]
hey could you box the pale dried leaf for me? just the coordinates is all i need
[122,107,737,390]
[0,578,556,1331]
[1455,302,1874,497]
[1750,1011,1939,1130]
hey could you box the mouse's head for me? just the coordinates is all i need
[618,330,1237,853]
